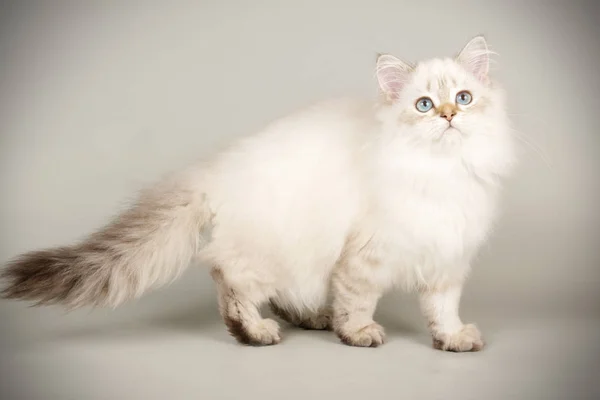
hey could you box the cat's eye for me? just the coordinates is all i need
[415,97,434,112]
[456,91,472,105]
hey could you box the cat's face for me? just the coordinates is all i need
[376,36,509,153]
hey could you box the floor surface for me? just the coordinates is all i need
[1,288,599,400]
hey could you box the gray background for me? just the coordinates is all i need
[0,1,598,399]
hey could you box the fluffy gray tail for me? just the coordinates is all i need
[1,175,212,309]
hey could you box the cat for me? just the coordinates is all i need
[1,35,516,351]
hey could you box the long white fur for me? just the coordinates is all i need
[196,37,515,316]
[2,36,515,349]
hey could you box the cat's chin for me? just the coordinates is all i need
[434,127,464,149]
[426,126,462,144]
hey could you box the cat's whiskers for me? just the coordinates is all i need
[508,128,552,168]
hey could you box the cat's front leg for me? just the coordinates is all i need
[419,283,484,352]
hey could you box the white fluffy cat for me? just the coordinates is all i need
[1,36,515,351]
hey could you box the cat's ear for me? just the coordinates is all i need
[375,53,414,101]
[456,35,493,83]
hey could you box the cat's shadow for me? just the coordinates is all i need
[43,300,231,346]
[43,299,429,348]
[35,281,427,346]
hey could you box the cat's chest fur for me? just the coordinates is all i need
[366,148,497,287]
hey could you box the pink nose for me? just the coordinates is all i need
[440,110,456,121]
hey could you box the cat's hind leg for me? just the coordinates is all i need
[210,267,281,346]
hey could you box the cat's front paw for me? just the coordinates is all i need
[337,322,386,348]
[432,323,484,352]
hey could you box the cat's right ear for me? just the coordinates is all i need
[375,53,414,101]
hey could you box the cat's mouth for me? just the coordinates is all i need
[443,126,460,135]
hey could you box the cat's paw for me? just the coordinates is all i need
[270,301,333,331]
[298,309,333,331]
[432,323,484,352]
[246,318,281,346]
[227,317,281,346]
[337,322,386,347]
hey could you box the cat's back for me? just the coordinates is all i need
[214,97,376,163]
[204,97,376,263]
[207,97,376,198]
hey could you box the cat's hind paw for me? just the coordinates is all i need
[226,317,282,346]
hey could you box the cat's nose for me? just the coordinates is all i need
[439,104,457,121]
[440,110,456,121]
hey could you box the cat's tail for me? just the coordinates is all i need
[1,171,213,309]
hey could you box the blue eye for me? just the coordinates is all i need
[415,97,433,112]
[456,91,472,105]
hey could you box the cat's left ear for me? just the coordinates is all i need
[376,53,414,101]
[456,35,492,84]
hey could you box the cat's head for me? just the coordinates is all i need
[375,36,513,165]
